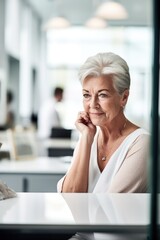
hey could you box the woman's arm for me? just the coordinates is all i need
[61,134,93,192]
[59,111,96,193]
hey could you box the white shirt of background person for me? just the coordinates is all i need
[37,87,64,139]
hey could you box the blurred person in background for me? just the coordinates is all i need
[6,90,15,129]
[38,87,64,139]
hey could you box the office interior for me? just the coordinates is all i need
[0,0,159,239]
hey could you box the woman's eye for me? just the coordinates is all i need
[83,94,91,99]
[98,93,107,98]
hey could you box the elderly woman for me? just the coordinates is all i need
[58,52,149,194]
[57,52,150,240]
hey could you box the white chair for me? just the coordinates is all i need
[6,128,38,160]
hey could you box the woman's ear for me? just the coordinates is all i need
[121,89,129,107]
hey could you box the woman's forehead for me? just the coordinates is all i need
[82,75,115,90]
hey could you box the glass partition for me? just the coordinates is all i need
[1,0,160,239]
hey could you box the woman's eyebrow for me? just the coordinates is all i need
[82,89,110,92]
[82,89,89,92]
[98,89,110,93]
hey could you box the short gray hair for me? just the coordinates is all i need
[78,52,130,94]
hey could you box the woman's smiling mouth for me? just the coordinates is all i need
[89,112,104,116]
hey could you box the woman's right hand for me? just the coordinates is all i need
[61,111,96,193]
[75,111,96,138]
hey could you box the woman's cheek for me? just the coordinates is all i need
[83,102,88,111]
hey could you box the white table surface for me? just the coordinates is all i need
[0,156,71,174]
[0,193,150,233]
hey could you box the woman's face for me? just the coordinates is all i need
[82,75,128,126]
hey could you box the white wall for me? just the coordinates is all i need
[4,0,43,125]
[0,0,7,125]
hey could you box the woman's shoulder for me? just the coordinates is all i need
[136,127,150,134]
[130,128,150,147]
[123,127,150,152]
[125,128,150,160]
[127,127,150,139]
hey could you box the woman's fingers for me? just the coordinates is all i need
[77,111,90,124]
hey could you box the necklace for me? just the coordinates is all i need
[101,119,128,161]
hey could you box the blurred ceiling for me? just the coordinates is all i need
[26,0,152,27]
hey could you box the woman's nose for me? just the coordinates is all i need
[89,96,99,108]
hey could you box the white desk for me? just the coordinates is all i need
[0,157,70,192]
[0,193,150,236]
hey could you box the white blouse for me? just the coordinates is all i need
[57,128,150,193]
